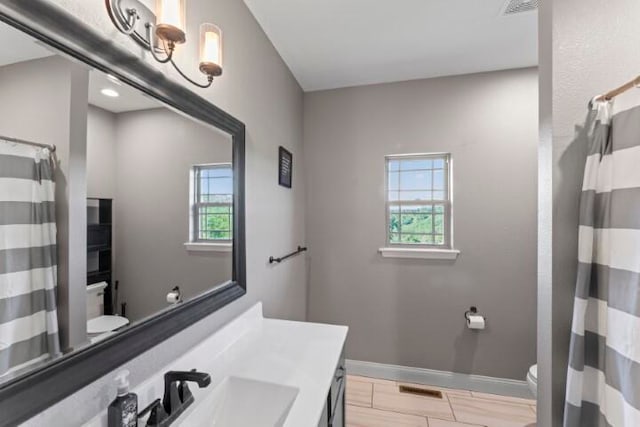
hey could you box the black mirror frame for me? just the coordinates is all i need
[0,2,246,425]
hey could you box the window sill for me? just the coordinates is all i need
[184,242,232,253]
[378,247,460,260]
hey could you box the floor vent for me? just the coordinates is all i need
[502,0,538,15]
[398,385,443,399]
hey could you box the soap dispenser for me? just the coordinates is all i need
[108,370,138,427]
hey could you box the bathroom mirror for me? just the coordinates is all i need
[0,3,245,424]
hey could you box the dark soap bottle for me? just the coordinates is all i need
[108,370,138,427]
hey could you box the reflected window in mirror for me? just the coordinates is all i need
[191,163,233,242]
[0,17,236,384]
[85,103,234,326]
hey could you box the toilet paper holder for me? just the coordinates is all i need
[167,286,183,305]
[464,306,479,321]
[464,306,486,330]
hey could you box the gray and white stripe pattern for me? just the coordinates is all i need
[0,141,60,378]
[564,101,640,426]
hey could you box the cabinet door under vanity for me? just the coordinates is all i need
[319,351,346,427]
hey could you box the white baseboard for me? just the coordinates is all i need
[346,359,533,399]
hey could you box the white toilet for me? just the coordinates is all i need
[526,364,537,397]
[86,282,129,343]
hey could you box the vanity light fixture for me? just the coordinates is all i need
[105,0,223,88]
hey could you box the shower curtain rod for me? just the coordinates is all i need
[596,75,640,102]
[0,135,56,152]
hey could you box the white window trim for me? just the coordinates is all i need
[184,242,232,253]
[188,162,233,246]
[384,153,455,250]
[378,247,460,260]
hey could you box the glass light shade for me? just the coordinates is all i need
[155,0,186,44]
[199,23,223,77]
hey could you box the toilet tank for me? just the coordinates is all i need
[86,281,107,320]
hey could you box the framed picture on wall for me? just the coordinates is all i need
[279,146,292,188]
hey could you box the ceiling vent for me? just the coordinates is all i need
[501,0,538,15]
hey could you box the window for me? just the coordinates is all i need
[190,164,233,242]
[386,153,451,248]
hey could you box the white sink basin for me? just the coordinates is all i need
[178,376,299,427]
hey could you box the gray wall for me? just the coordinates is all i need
[0,56,89,351]
[304,68,538,380]
[536,0,553,423]
[86,105,117,199]
[537,0,640,424]
[12,0,306,423]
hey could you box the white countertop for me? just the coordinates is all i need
[86,303,348,427]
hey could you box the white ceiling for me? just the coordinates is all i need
[0,21,159,113]
[0,24,52,67]
[243,0,538,91]
[88,72,160,113]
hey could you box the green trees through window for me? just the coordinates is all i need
[199,205,233,240]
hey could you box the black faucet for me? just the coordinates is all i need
[163,370,211,415]
[139,369,211,426]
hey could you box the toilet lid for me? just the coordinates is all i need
[528,364,537,381]
[87,315,129,334]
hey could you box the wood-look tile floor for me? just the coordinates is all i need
[346,375,536,427]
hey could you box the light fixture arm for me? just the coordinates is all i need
[145,23,174,64]
[121,8,140,35]
[105,0,144,37]
[169,59,214,89]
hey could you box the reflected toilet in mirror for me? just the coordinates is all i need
[0,20,233,383]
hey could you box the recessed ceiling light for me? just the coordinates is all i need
[101,88,119,98]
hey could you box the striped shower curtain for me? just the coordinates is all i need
[0,142,60,378]
[564,100,640,426]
